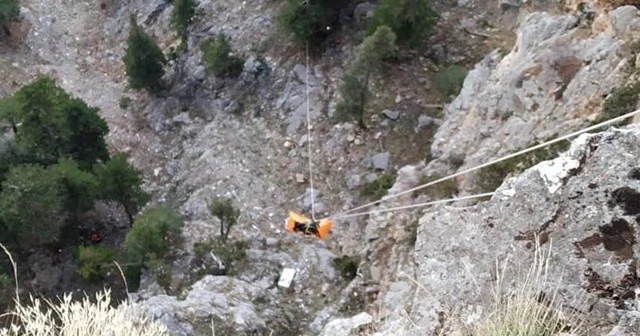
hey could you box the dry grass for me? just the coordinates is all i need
[473,240,586,336]
[364,237,586,336]
[0,244,171,336]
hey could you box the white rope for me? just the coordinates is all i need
[305,41,316,221]
[332,108,640,219]
[332,192,495,220]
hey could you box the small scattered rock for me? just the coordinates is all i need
[354,138,363,145]
[395,94,402,104]
[347,134,355,142]
[382,109,400,120]
[418,115,434,128]
[298,134,310,147]
[319,312,373,336]
[346,174,362,190]
[365,173,377,183]
[295,174,306,183]
[193,65,206,81]
[284,140,294,149]
[372,152,390,170]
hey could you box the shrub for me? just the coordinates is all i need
[123,205,184,268]
[419,173,458,200]
[334,25,397,129]
[361,173,396,200]
[207,196,240,243]
[473,140,570,193]
[0,289,170,336]
[405,220,419,246]
[119,96,131,109]
[332,255,360,281]
[600,80,640,122]
[435,65,467,101]
[76,245,116,281]
[200,34,244,78]
[123,14,167,93]
[365,0,438,48]
[191,237,248,277]
[276,0,344,46]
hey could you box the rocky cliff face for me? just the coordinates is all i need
[354,5,640,336]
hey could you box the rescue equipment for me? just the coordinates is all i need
[286,211,333,239]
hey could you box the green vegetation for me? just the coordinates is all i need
[473,140,570,193]
[0,0,20,33]
[435,65,467,101]
[200,33,244,77]
[76,245,116,281]
[365,0,438,48]
[192,237,248,277]
[123,205,184,287]
[0,164,65,248]
[405,220,419,246]
[276,0,345,47]
[599,81,640,122]
[6,76,110,168]
[419,173,458,200]
[93,152,150,226]
[123,14,167,93]
[170,0,199,43]
[332,255,360,281]
[119,96,131,109]
[207,196,240,243]
[361,173,396,200]
[0,76,166,295]
[335,26,397,129]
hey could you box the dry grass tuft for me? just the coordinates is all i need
[474,239,586,336]
[0,244,171,336]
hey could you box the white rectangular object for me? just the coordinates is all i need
[278,268,296,288]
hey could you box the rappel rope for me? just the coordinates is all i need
[305,40,317,221]
[330,108,640,220]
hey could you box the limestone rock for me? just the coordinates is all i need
[319,312,373,336]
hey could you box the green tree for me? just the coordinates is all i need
[50,158,99,220]
[0,94,19,134]
[6,76,110,168]
[170,0,198,43]
[200,33,244,77]
[76,245,116,281]
[93,152,150,226]
[365,0,438,48]
[0,164,66,248]
[123,205,184,286]
[335,25,397,129]
[276,0,345,46]
[207,197,240,243]
[123,14,167,93]
[0,0,19,35]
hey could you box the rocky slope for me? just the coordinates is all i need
[2,0,640,335]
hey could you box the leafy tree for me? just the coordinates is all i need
[93,152,150,226]
[122,205,184,286]
[123,14,167,93]
[207,197,240,243]
[50,158,100,220]
[0,164,66,248]
[335,25,397,129]
[170,0,198,43]
[200,33,244,77]
[276,0,345,47]
[0,0,19,35]
[365,0,438,48]
[0,94,19,134]
[6,76,109,168]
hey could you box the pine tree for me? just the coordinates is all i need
[335,26,397,129]
[93,152,150,226]
[170,0,198,43]
[123,14,167,93]
[365,0,438,49]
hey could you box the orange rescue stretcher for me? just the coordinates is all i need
[286,211,333,239]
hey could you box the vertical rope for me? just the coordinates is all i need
[305,41,316,221]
